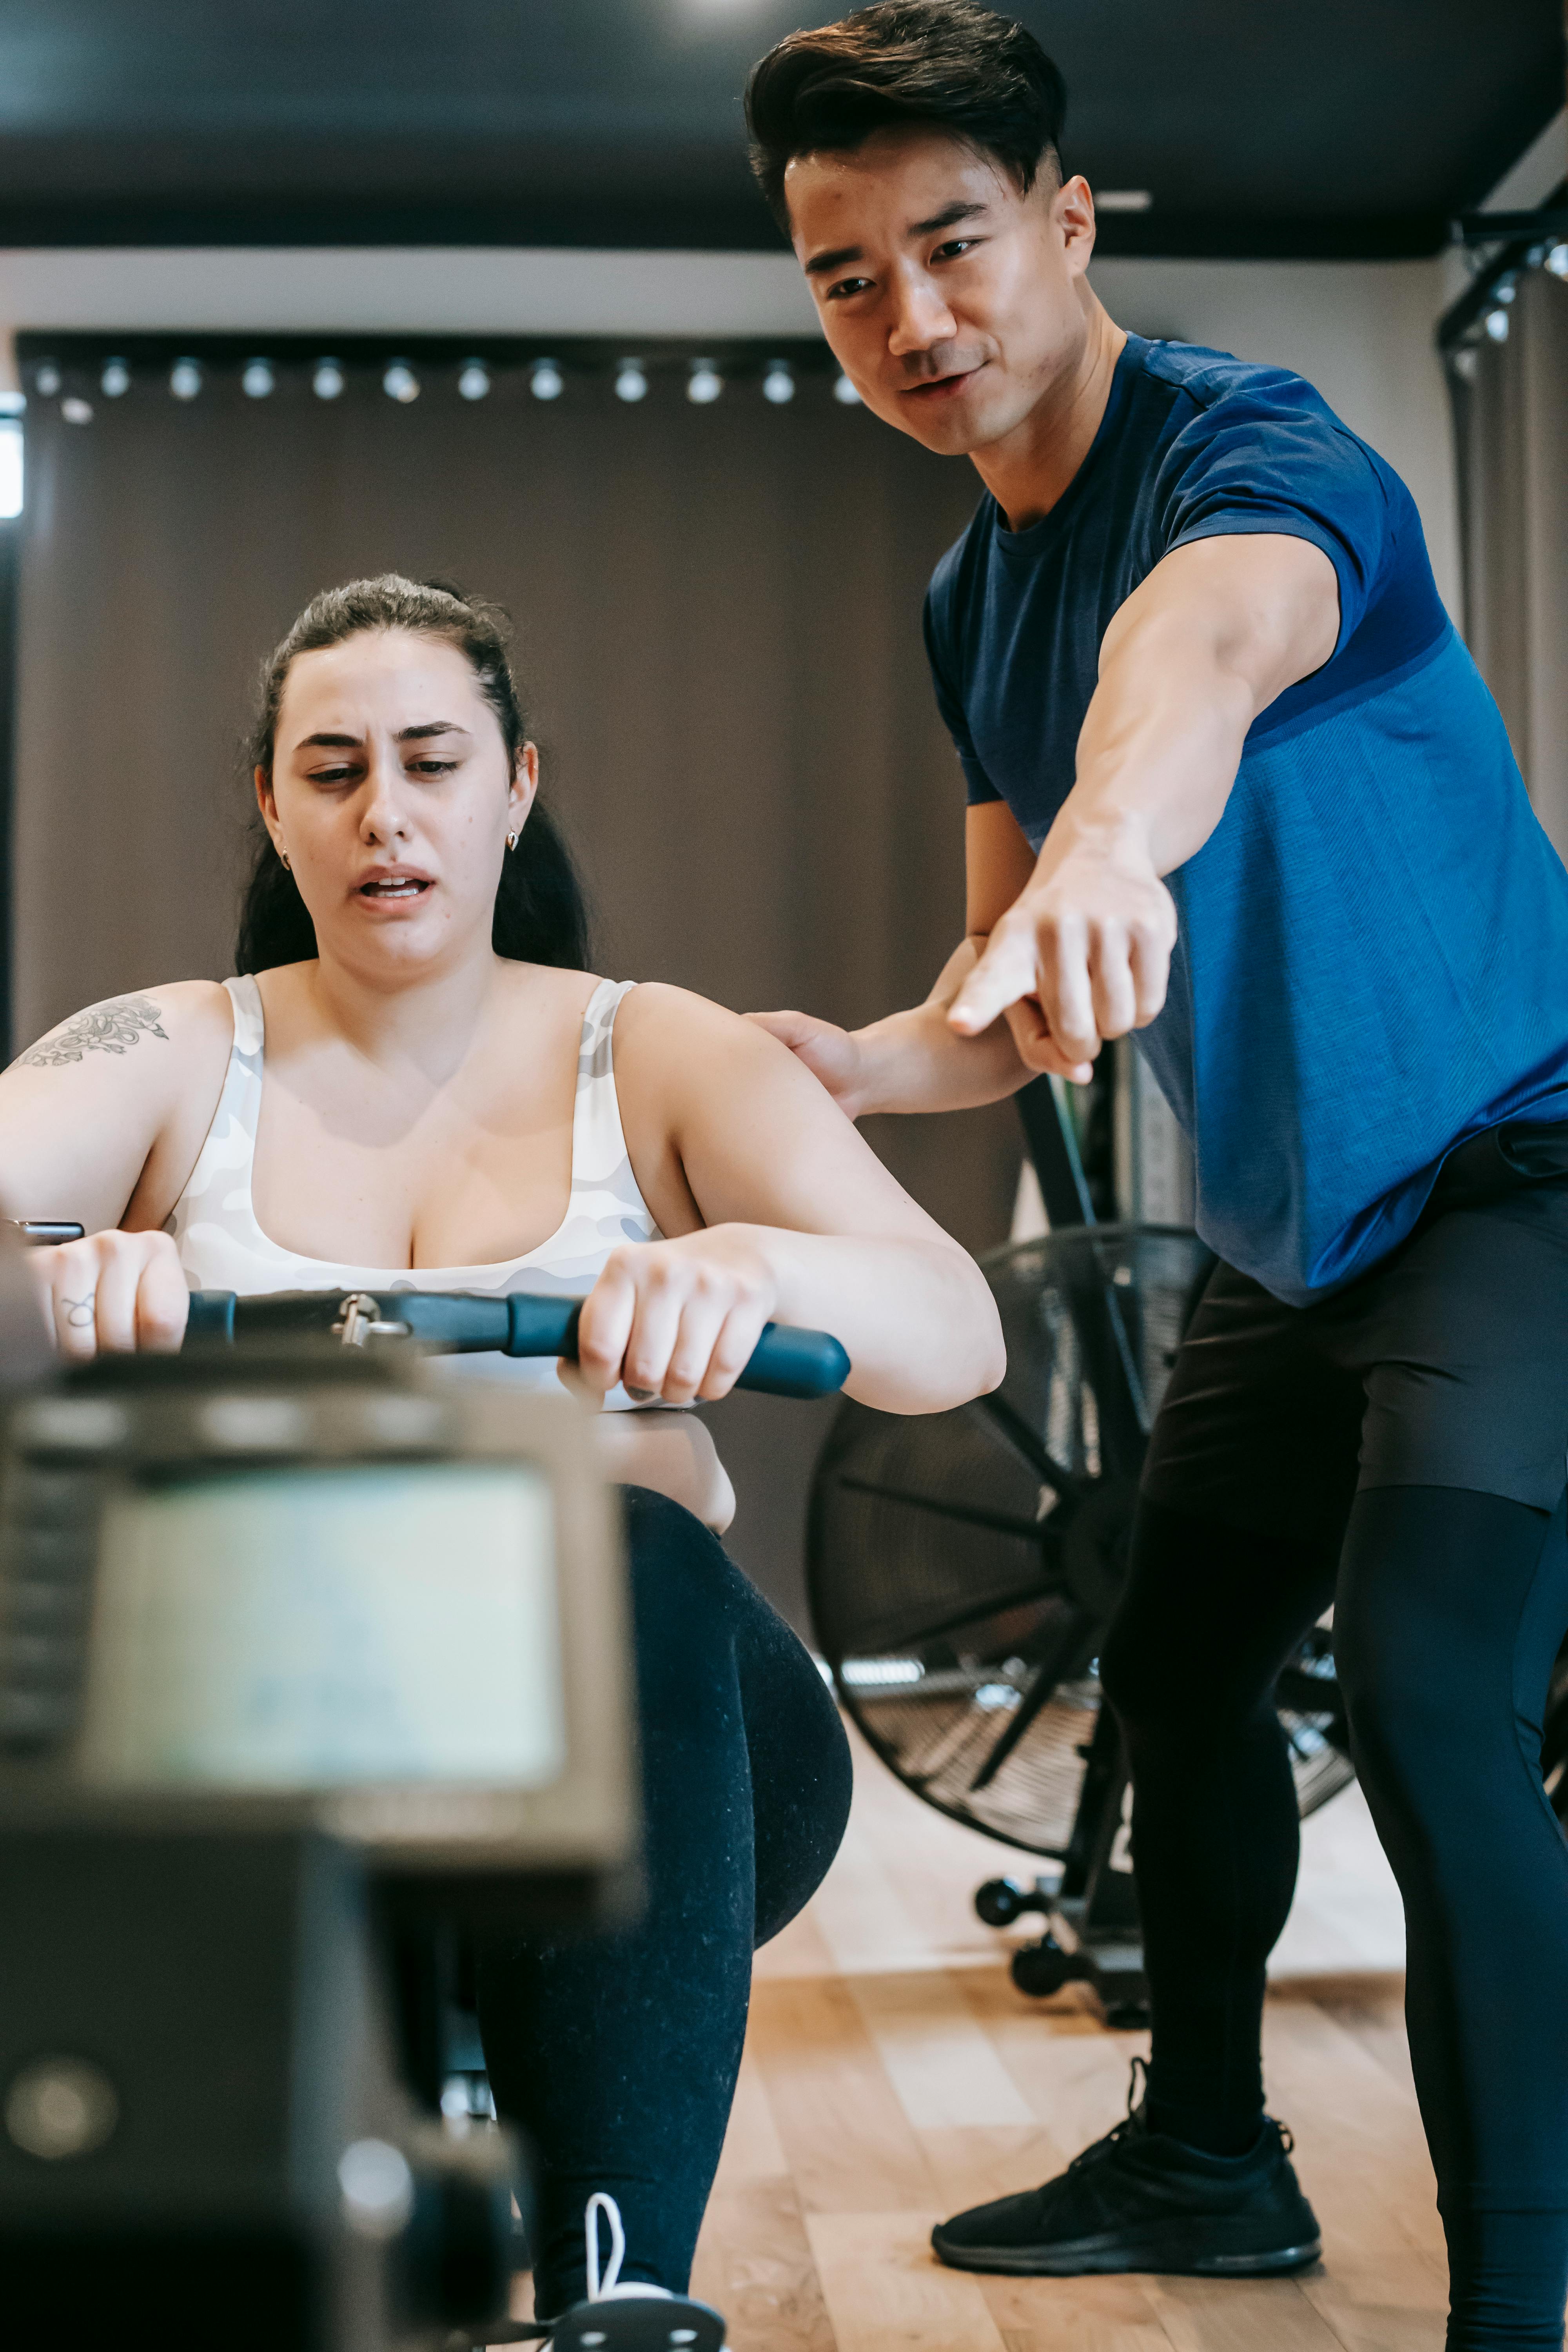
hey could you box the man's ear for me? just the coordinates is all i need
[1055,173,1098,278]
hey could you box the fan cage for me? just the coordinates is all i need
[810,1224,1356,1859]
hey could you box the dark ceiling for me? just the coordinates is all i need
[0,1,1559,259]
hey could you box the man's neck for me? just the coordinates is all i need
[970,296,1127,532]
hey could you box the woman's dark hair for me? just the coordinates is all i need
[745,0,1065,232]
[236,572,590,975]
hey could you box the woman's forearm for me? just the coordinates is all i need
[737,1222,1005,1414]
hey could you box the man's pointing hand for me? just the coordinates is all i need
[947,829,1177,1083]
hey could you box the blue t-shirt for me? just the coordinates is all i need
[924,331,1568,1306]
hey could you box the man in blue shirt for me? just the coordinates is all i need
[746,8,1568,2348]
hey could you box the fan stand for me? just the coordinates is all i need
[975,1076,1153,2028]
[975,1700,1150,2025]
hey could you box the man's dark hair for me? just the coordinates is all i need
[745,2,1066,232]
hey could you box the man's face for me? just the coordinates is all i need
[786,126,1097,456]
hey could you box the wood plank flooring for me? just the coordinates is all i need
[682,1720,1441,2352]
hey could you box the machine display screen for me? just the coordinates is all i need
[77,1465,566,1791]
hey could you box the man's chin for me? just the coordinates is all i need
[885,381,1007,456]
[888,397,1001,456]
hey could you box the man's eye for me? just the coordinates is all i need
[932,238,977,263]
[826,275,874,302]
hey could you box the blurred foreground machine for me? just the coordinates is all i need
[0,1243,640,2352]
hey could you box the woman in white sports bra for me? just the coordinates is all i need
[0,574,1004,2322]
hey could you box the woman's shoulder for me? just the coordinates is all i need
[611,980,765,1057]
[609,983,811,1114]
[12,977,234,1075]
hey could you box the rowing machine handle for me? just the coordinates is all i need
[185,1290,850,1401]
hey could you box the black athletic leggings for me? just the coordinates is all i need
[1102,1485,1568,2352]
[474,1487,852,2318]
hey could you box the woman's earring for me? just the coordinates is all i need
[279,847,292,872]
[505,829,520,852]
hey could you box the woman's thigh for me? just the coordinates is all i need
[619,1487,850,1945]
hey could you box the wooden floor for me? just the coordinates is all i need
[677,1721,1442,2352]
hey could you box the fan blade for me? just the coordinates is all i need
[967,1607,1096,1792]
[835,1473,1045,1542]
[830,1564,1077,1660]
[976,1391,1081,1495]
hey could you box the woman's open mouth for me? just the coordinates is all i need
[357,873,433,902]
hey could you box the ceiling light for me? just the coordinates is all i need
[761,361,795,405]
[687,359,723,405]
[530,359,564,401]
[457,359,490,401]
[1483,307,1511,343]
[1449,345,1479,382]
[312,357,345,401]
[33,363,60,398]
[1096,189,1152,214]
[100,358,130,399]
[1547,243,1568,280]
[61,396,93,425]
[615,359,648,403]
[169,358,203,401]
[833,373,862,405]
[241,358,275,399]
[0,413,22,519]
[383,360,420,404]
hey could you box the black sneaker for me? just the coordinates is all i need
[931,2065,1321,2278]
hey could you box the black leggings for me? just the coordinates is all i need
[1102,1486,1568,2352]
[474,1488,852,2318]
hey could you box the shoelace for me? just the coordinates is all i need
[1061,2053,1295,2169]
[1065,2053,1150,2176]
[584,2191,673,2306]
[528,2195,678,2352]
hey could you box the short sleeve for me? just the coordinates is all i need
[923,577,1000,805]
[1155,376,1393,655]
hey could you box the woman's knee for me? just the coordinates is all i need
[622,1485,747,1676]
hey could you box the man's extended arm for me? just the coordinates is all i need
[752,531,1340,1112]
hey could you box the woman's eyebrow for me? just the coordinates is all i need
[296,720,471,749]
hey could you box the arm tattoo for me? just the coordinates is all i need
[16,995,171,1070]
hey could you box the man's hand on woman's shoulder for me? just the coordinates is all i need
[745,1008,865,1115]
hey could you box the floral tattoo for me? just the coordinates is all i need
[16,995,171,1070]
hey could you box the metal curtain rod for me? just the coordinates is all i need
[1437,183,1568,356]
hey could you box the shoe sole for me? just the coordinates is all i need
[932,2232,1322,2279]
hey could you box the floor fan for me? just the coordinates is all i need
[807,1074,1356,2024]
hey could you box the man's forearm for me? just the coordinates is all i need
[851,939,1031,1115]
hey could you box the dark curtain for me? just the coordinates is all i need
[14,361,1020,1628]
[1451,267,1568,864]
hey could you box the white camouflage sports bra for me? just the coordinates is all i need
[169,973,663,1401]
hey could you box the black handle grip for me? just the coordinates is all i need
[501,1294,848,1399]
[185,1290,850,1400]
